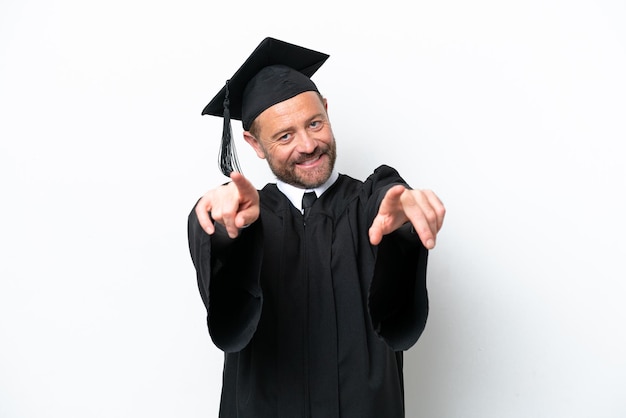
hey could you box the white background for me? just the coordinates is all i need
[1,0,625,417]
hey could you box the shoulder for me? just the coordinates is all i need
[356,165,408,196]
[258,183,300,221]
[258,183,285,209]
[367,165,404,183]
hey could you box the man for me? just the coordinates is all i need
[188,37,445,418]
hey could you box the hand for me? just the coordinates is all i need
[368,185,445,249]
[195,172,260,239]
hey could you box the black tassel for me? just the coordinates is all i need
[219,80,242,177]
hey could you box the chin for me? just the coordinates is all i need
[297,164,333,188]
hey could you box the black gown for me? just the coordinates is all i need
[188,165,429,418]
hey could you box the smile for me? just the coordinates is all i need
[296,154,324,167]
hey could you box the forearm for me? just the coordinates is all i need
[368,223,429,351]
[188,205,264,352]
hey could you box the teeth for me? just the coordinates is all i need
[299,155,320,166]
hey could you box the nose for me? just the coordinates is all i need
[296,131,317,154]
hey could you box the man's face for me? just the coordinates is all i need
[244,91,337,189]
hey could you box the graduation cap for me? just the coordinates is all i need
[202,37,330,176]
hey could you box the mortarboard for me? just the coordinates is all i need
[202,37,330,176]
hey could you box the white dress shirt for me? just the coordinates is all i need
[276,170,339,213]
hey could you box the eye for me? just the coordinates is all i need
[277,132,292,142]
[309,120,323,130]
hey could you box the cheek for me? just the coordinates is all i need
[266,144,295,164]
[319,127,335,145]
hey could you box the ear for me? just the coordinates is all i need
[243,131,266,159]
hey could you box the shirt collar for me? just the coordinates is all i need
[276,170,339,212]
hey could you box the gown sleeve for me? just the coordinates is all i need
[363,165,430,351]
[187,206,264,353]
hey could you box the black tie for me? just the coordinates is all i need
[302,191,317,219]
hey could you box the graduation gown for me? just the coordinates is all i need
[188,165,429,418]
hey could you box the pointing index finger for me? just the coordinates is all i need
[230,172,255,197]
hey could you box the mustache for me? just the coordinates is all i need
[295,141,335,164]
[294,150,325,165]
